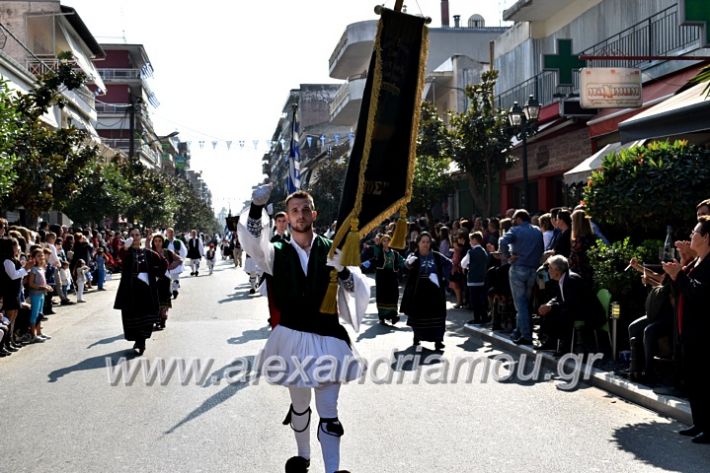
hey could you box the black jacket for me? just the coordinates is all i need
[548,270,606,329]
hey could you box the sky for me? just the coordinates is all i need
[65,0,516,213]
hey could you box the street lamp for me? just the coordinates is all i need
[508,95,540,210]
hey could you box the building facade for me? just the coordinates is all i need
[494,0,709,213]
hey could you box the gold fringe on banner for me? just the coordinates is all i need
[389,206,408,250]
[319,269,340,315]
[340,218,362,266]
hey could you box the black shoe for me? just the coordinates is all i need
[435,341,445,351]
[513,337,533,346]
[195,271,199,277]
[392,315,400,324]
[0,348,10,357]
[132,341,146,356]
[680,425,703,437]
[249,288,256,294]
[172,290,178,299]
[692,432,710,444]
[46,310,56,315]
[413,335,420,347]
[284,456,310,473]
[4,344,19,353]
[379,318,387,325]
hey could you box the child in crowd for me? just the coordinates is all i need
[461,231,490,325]
[206,243,216,275]
[74,259,90,303]
[59,261,72,303]
[27,248,52,342]
[95,247,106,290]
[42,248,57,316]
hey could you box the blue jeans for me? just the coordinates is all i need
[97,269,106,290]
[30,293,45,326]
[508,265,537,339]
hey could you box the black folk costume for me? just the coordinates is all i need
[187,237,204,276]
[154,248,182,330]
[372,245,404,324]
[114,245,167,353]
[400,251,451,348]
[238,204,369,473]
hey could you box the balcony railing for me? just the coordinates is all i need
[581,5,702,68]
[496,3,703,111]
[97,68,145,81]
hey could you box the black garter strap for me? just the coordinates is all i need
[317,417,344,439]
[283,404,312,433]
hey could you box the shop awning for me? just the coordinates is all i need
[618,82,710,142]
[563,140,645,185]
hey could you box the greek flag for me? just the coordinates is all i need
[287,108,301,193]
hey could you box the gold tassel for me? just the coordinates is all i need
[339,218,361,267]
[389,207,408,250]
[319,269,339,315]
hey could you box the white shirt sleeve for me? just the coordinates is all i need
[4,259,27,280]
[460,252,470,270]
[237,206,275,275]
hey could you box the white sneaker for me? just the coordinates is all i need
[38,334,52,340]
[29,336,46,344]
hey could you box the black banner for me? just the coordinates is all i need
[333,7,428,248]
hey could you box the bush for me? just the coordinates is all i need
[583,140,710,242]
[588,238,662,323]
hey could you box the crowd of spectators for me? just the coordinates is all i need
[0,220,216,358]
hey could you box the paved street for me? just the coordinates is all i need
[1,259,708,473]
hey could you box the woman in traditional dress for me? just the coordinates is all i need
[114,228,167,355]
[400,231,452,351]
[151,233,183,331]
[373,234,405,325]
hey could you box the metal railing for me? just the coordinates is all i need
[580,4,702,68]
[97,68,144,81]
[495,3,703,111]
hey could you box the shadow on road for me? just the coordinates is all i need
[390,346,442,371]
[217,290,259,304]
[86,334,124,349]
[165,356,256,435]
[356,316,408,342]
[227,326,271,345]
[48,350,130,383]
[611,421,709,473]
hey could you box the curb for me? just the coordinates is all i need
[462,323,692,425]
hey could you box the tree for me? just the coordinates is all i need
[411,101,454,219]
[583,140,710,241]
[306,158,347,229]
[0,53,100,220]
[0,81,20,200]
[447,70,514,216]
[63,160,133,226]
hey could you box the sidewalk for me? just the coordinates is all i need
[460,317,692,425]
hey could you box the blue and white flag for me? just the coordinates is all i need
[287,108,301,193]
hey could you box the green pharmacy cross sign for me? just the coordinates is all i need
[543,39,586,87]
[681,0,710,47]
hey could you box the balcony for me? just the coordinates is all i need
[496,4,704,111]
[329,75,367,126]
[329,20,377,80]
[97,68,145,82]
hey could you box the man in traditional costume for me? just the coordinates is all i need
[186,229,204,276]
[165,227,187,299]
[238,183,369,473]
